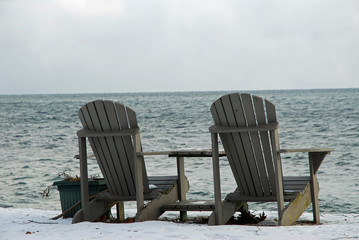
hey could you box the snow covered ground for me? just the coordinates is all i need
[1,207,358,240]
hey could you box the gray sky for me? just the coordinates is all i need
[1,0,358,94]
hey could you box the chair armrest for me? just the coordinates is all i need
[136,151,176,156]
[137,149,226,157]
[168,150,226,157]
[279,148,334,174]
[74,153,95,159]
[279,148,334,154]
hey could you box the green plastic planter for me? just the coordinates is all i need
[53,179,107,218]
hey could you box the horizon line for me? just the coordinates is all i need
[0,87,358,96]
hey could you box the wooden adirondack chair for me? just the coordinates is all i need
[208,93,333,226]
[72,100,189,223]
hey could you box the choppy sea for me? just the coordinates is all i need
[0,89,358,214]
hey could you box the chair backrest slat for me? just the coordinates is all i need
[103,101,135,196]
[253,96,277,196]
[240,94,271,196]
[232,94,263,196]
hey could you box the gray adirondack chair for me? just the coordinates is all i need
[72,100,189,223]
[208,93,333,225]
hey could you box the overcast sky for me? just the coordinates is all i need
[1,0,358,94]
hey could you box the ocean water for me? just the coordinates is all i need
[0,89,358,214]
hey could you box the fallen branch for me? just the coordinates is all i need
[29,220,58,224]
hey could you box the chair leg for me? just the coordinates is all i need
[211,133,222,225]
[309,151,323,224]
[72,199,115,223]
[279,183,312,226]
[177,156,188,222]
[135,181,187,222]
[179,211,187,222]
[208,200,247,225]
[311,178,320,223]
[116,202,125,221]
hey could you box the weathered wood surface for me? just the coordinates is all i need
[209,93,333,225]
